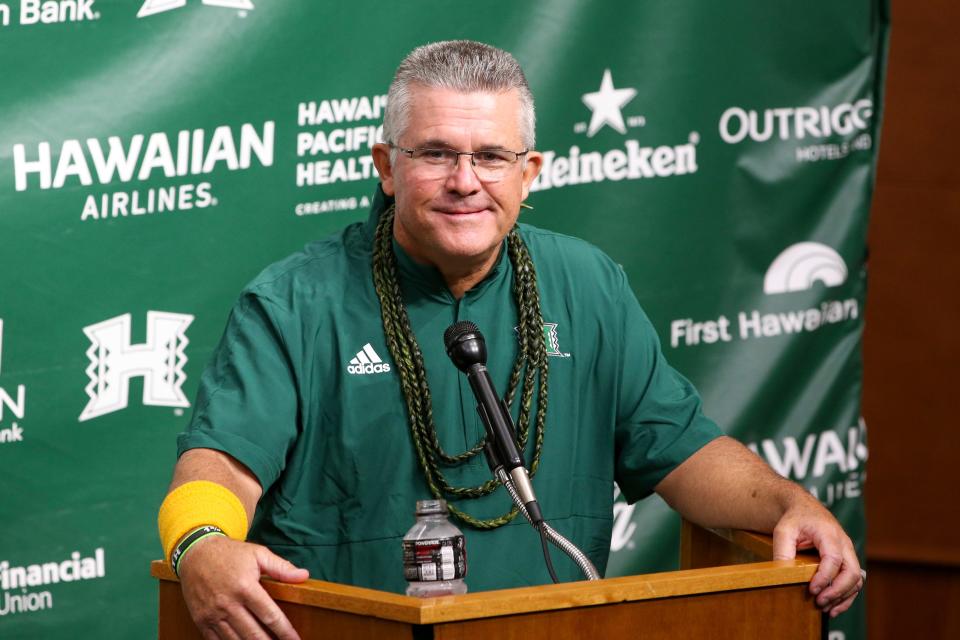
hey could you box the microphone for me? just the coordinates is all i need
[444,321,544,525]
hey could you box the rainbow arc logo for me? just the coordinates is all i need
[764,242,848,295]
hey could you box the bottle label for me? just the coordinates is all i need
[403,535,467,582]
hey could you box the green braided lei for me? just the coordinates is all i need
[372,204,549,529]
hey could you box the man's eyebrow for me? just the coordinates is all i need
[413,139,456,149]
[410,139,512,151]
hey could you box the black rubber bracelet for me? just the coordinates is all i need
[171,525,225,577]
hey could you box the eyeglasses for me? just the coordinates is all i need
[389,143,529,182]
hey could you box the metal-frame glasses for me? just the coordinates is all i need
[389,143,529,182]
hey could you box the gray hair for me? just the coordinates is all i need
[382,40,536,154]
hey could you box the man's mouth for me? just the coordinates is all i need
[435,207,489,216]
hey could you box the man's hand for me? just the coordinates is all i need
[772,496,863,618]
[177,534,309,640]
[165,449,309,639]
[655,436,864,617]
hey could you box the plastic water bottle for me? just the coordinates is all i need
[402,499,468,597]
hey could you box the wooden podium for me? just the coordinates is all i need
[152,522,822,639]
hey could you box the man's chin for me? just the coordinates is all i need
[432,238,505,264]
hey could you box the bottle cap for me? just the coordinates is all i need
[415,499,449,516]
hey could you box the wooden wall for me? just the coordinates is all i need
[863,0,960,637]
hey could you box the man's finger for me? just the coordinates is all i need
[823,580,861,613]
[809,550,843,595]
[817,561,861,607]
[834,580,864,610]
[226,603,275,640]
[826,587,861,618]
[214,618,243,640]
[772,525,799,561]
[244,583,301,640]
[256,547,310,583]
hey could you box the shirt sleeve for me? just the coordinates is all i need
[177,291,300,491]
[614,271,723,503]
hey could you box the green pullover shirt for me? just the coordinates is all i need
[178,187,721,593]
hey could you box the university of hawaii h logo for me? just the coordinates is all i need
[79,311,194,421]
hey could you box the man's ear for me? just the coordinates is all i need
[520,150,543,201]
[372,144,395,195]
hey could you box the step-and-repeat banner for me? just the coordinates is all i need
[0,2,888,638]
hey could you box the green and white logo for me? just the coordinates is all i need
[581,69,638,137]
[543,323,560,356]
[669,241,857,349]
[137,0,253,19]
[542,323,571,358]
[531,69,699,193]
[79,311,194,421]
[0,319,26,444]
[515,322,569,357]
[763,242,848,295]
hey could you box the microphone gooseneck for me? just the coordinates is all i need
[444,322,544,526]
[443,320,600,582]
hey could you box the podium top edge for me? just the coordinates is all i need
[152,557,817,625]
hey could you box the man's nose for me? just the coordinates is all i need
[445,154,482,195]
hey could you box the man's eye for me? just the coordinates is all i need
[417,149,453,162]
[474,151,510,165]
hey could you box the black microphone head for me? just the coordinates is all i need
[444,321,487,371]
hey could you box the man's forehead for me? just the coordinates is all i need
[402,86,524,146]
[406,83,519,100]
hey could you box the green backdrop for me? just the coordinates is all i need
[0,1,888,638]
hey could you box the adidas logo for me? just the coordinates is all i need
[347,343,391,375]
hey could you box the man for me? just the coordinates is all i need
[159,41,863,639]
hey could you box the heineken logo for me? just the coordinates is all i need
[580,69,638,137]
[531,68,698,193]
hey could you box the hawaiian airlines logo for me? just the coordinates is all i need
[79,311,194,422]
[764,242,848,295]
[137,0,253,18]
[347,343,391,375]
[581,70,638,137]
[11,121,274,223]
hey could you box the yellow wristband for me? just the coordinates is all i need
[158,481,249,563]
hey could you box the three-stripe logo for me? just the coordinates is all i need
[347,343,392,375]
